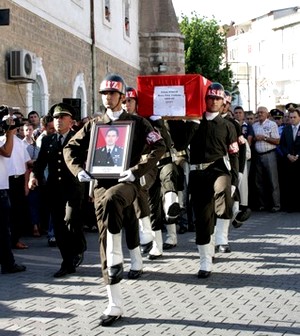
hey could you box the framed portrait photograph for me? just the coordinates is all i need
[86,120,135,179]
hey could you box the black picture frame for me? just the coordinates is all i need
[86,120,134,179]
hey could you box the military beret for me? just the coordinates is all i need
[48,103,76,119]
[285,103,298,110]
[270,109,284,118]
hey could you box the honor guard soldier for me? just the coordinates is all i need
[167,119,193,233]
[146,116,180,258]
[187,82,239,278]
[122,86,156,256]
[63,74,166,327]
[215,90,251,253]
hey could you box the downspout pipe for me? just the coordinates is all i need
[90,0,97,115]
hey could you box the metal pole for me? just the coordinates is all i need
[254,65,257,111]
[246,62,250,111]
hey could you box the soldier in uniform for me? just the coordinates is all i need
[270,108,285,208]
[215,90,251,254]
[187,82,239,278]
[28,103,86,278]
[270,109,285,136]
[63,74,166,327]
[122,87,156,256]
[93,126,124,166]
[285,102,298,113]
[145,115,181,258]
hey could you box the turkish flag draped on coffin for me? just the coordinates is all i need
[137,74,211,118]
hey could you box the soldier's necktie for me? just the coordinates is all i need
[58,134,63,147]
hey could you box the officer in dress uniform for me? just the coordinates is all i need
[63,74,166,327]
[93,126,124,166]
[285,103,298,112]
[270,109,285,136]
[28,103,86,278]
[270,108,286,208]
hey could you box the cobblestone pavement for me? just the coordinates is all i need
[0,211,300,336]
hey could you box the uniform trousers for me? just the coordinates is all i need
[148,162,178,231]
[174,156,190,227]
[93,181,140,284]
[27,187,40,227]
[48,182,86,269]
[0,190,15,268]
[189,162,232,245]
[134,167,157,219]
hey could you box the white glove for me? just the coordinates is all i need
[118,169,135,182]
[231,185,236,197]
[188,119,200,124]
[77,170,93,182]
[149,115,162,121]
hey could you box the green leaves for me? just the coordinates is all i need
[179,13,237,92]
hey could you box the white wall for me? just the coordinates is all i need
[94,0,140,69]
[12,0,140,69]
[227,7,300,110]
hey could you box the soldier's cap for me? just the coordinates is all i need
[285,103,298,110]
[270,109,284,118]
[49,103,76,119]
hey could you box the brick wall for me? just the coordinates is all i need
[0,0,139,116]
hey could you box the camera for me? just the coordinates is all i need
[0,105,23,134]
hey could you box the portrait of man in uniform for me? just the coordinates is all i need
[86,121,135,179]
[93,126,124,167]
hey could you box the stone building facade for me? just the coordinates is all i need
[0,0,184,118]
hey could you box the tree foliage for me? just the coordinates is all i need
[179,12,237,92]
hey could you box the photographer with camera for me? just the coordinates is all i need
[2,108,31,250]
[0,106,26,274]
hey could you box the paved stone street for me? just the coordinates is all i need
[0,211,300,336]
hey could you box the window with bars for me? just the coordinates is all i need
[124,0,130,37]
[105,0,111,22]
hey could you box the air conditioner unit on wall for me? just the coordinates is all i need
[9,49,36,81]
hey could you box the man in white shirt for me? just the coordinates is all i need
[7,130,31,249]
[0,115,26,274]
[252,106,281,212]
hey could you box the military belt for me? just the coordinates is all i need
[190,162,214,171]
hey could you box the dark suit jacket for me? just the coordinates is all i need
[93,146,124,166]
[33,131,82,195]
[280,124,300,158]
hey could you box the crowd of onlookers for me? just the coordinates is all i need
[235,103,300,214]
[0,109,97,251]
